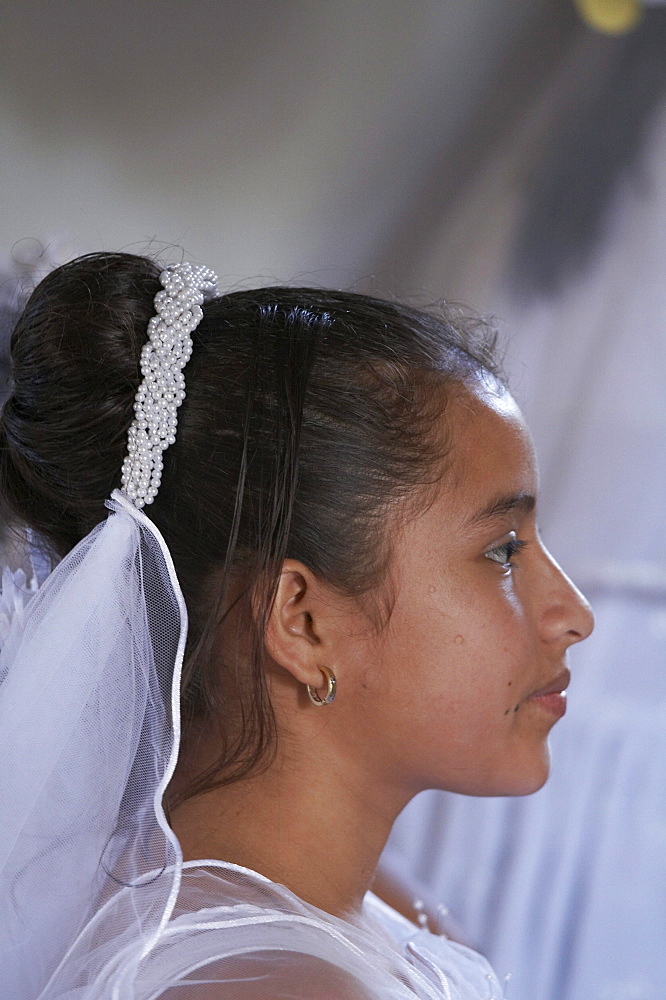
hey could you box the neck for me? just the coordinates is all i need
[169,735,407,918]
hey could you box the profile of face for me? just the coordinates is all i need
[269,376,594,803]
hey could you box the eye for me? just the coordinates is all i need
[484,532,527,569]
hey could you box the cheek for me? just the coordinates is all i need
[356,582,551,795]
[407,587,534,719]
[376,549,535,698]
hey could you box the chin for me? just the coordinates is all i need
[501,745,552,797]
[428,740,553,797]
[506,769,550,796]
[468,746,552,798]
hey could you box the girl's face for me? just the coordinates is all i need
[344,378,594,799]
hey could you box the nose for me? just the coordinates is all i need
[538,552,595,647]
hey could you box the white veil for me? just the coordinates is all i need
[0,490,186,1000]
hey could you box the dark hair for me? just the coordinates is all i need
[0,252,502,798]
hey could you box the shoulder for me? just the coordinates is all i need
[138,867,504,999]
[156,952,379,1000]
[140,867,402,999]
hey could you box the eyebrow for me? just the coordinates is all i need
[466,491,536,527]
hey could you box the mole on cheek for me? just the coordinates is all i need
[504,697,521,717]
[453,634,464,646]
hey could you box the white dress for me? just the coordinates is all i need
[123,862,506,1000]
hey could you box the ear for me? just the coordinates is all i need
[263,560,330,689]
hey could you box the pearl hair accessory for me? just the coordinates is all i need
[121,262,219,508]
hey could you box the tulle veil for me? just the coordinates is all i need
[0,490,186,999]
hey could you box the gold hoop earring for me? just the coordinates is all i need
[306,665,337,706]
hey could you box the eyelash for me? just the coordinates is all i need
[485,532,528,569]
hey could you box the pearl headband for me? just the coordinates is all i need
[121,262,219,508]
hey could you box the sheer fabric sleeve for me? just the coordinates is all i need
[127,870,505,1000]
[156,953,379,1000]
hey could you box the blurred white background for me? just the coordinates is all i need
[0,1,552,284]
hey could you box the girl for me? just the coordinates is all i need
[0,253,593,999]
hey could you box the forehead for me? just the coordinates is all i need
[441,380,537,515]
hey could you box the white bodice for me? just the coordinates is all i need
[129,862,506,1000]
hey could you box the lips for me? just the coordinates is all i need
[529,668,571,700]
[526,668,571,719]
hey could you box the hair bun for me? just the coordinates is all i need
[0,253,161,557]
